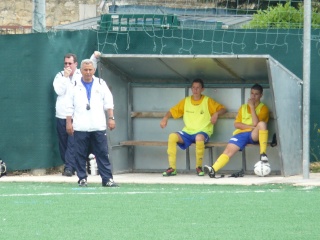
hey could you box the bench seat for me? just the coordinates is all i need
[119,140,271,172]
[119,140,269,147]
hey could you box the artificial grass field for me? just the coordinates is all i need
[0,182,319,240]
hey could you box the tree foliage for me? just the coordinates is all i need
[243,2,320,29]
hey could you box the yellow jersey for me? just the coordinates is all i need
[233,103,269,135]
[169,95,225,137]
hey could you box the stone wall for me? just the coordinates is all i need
[0,0,239,27]
[0,0,98,27]
[0,0,263,31]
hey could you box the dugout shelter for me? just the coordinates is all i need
[99,54,302,177]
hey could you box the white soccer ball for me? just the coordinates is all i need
[254,161,271,177]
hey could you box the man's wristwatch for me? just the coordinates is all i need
[108,116,115,120]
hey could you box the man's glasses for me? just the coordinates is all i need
[64,62,73,65]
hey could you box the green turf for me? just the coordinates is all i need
[0,183,319,239]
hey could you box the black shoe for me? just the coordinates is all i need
[102,178,119,187]
[78,179,87,187]
[229,169,244,178]
[204,165,216,178]
[62,169,73,177]
[260,153,268,162]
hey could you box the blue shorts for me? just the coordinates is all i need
[228,131,258,151]
[176,131,209,150]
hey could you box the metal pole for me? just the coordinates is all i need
[303,0,311,179]
[32,0,46,32]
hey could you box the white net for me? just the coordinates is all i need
[1,0,320,54]
[89,0,319,54]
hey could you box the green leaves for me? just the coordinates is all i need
[244,2,320,29]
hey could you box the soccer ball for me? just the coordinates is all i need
[254,161,271,177]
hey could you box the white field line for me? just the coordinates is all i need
[0,191,166,197]
[0,189,288,197]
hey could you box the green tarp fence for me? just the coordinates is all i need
[0,30,96,170]
[0,28,319,171]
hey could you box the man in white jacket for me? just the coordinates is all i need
[66,59,118,187]
[53,52,100,176]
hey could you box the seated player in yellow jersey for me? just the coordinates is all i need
[160,78,227,176]
[204,83,269,178]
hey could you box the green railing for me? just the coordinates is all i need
[98,14,180,31]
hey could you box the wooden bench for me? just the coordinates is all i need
[119,140,271,172]
[130,111,241,119]
[120,140,264,148]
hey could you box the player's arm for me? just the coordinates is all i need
[258,105,270,123]
[160,111,172,129]
[160,99,185,129]
[247,99,259,127]
[234,121,255,130]
[234,106,254,130]
[208,99,227,124]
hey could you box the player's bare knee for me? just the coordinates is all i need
[257,121,267,130]
[195,134,205,142]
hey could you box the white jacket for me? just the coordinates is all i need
[53,69,81,119]
[66,76,114,132]
[53,54,98,119]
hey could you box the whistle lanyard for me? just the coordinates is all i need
[81,78,94,106]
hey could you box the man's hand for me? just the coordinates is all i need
[64,67,72,78]
[66,119,74,136]
[247,98,255,110]
[94,51,101,59]
[107,119,116,130]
